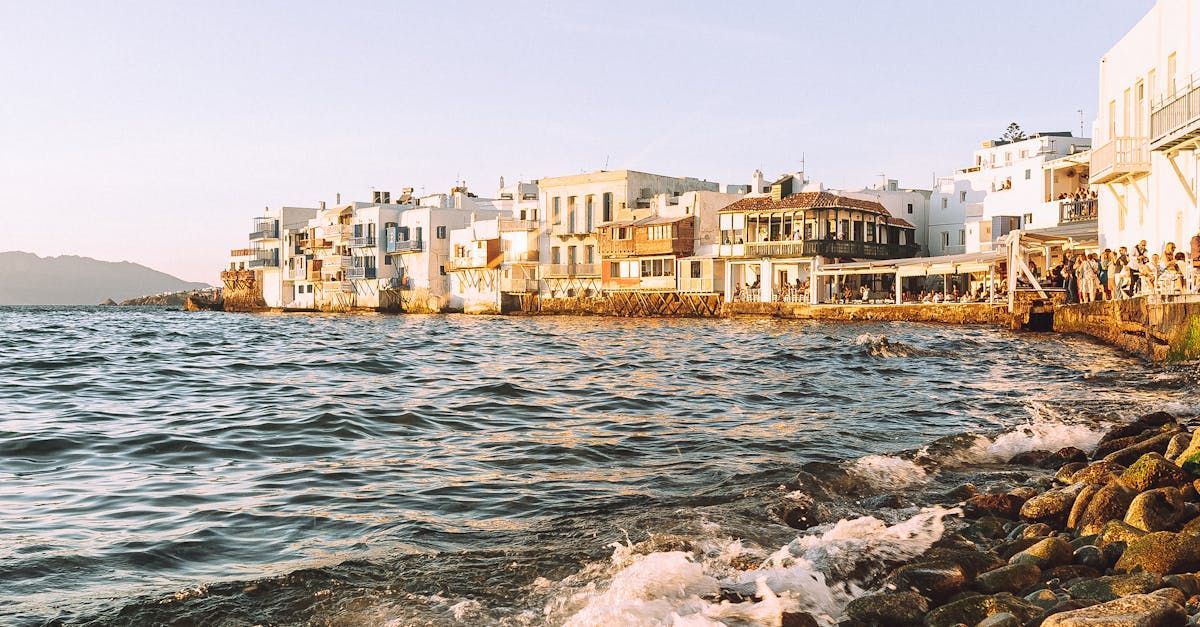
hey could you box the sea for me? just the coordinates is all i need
[1,306,1196,626]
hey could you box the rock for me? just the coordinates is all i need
[886,560,967,602]
[1043,447,1090,469]
[924,593,1042,627]
[948,483,979,500]
[843,590,927,626]
[1166,433,1193,462]
[967,493,1029,520]
[1012,486,1043,501]
[780,611,820,627]
[1073,545,1106,570]
[1164,574,1200,597]
[777,492,819,530]
[1154,587,1189,607]
[1077,482,1139,536]
[1170,430,1200,465]
[1126,487,1188,532]
[1040,593,1186,627]
[1033,600,1099,626]
[1068,484,1104,531]
[1022,484,1086,526]
[1011,536,1074,569]
[1070,461,1127,485]
[999,537,1044,560]
[1115,532,1200,575]
[1119,453,1191,493]
[1022,523,1054,539]
[1095,435,1145,459]
[1067,572,1163,602]
[1058,462,1088,484]
[1104,430,1185,467]
[861,493,908,509]
[922,548,1005,579]
[1011,450,1054,466]
[1025,588,1064,609]
[1097,519,1150,549]
[1044,565,1102,585]
[967,517,1010,542]
[976,612,1022,627]
[1071,535,1099,549]
[976,563,1042,594]
[1181,516,1200,536]
[1099,412,1177,445]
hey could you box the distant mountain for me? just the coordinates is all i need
[0,251,212,305]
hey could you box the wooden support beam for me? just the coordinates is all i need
[1167,151,1198,207]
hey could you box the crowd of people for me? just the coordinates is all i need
[1035,237,1200,302]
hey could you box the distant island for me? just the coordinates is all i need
[0,251,212,305]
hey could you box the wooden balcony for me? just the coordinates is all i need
[735,239,919,260]
[544,263,599,277]
[1059,198,1098,224]
[348,236,377,248]
[498,218,539,232]
[346,267,377,280]
[1151,76,1200,151]
[1090,137,1150,184]
[500,278,539,293]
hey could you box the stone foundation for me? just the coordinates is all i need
[1053,297,1200,362]
[220,270,267,312]
[724,301,1008,324]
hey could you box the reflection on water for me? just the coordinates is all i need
[0,307,1192,625]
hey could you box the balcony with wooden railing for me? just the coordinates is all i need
[348,235,377,248]
[1090,136,1150,184]
[543,263,599,278]
[1151,74,1200,151]
[1059,198,1098,224]
[498,218,539,232]
[499,278,539,293]
[346,266,377,280]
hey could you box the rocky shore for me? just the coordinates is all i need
[794,411,1200,627]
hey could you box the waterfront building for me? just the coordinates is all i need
[844,178,933,256]
[537,170,719,298]
[715,177,919,303]
[245,205,319,308]
[1093,0,1200,253]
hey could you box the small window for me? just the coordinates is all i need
[941,232,950,246]
[906,203,913,214]
[1024,169,1031,180]
[439,265,446,276]
[958,230,965,245]
[690,261,702,279]
[941,198,948,209]
[959,191,966,203]
[436,226,447,239]
[385,255,392,265]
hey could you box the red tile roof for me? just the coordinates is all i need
[719,192,892,217]
[885,216,915,228]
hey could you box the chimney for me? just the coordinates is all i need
[336,192,341,204]
[751,169,765,193]
[319,201,326,210]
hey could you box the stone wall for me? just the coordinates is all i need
[724,301,1008,324]
[220,270,267,312]
[1054,297,1200,362]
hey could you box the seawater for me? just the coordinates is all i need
[0,306,1195,625]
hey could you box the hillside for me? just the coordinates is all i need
[0,251,212,305]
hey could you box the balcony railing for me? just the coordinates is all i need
[249,220,279,240]
[550,223,584,237]
[385,239,423,254]
[347,266,377,280]
[677,277,716,293]
[741,239,919,260]
[1060,198,1098,224]
[349,235,377,248]
[500,278,539,293]
[503,251,539,263]
[229,247,254,258]
[447,256,491,270]
[318,224,351,239]
[246,250,279,268]
[498,218,539,232]
[543,263,600,277]
[1151,74,1200,150]
[1090,137,1150,184]
[380,276,409,290]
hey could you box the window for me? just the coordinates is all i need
[1004,152,1012,166]
[436,226,447,239]
[941,198,948,209]
[439,265,446,276]
[602,192,613,222]
[1024,213,1034,225]
[385,255,392,265]
[567,196,576,232]
[1168,52,1177,98]
[609,261,619,277]
[585,195,594,232]
[647,225,674,240]
[958,230,965,245]
[584,245,594,264]
[552,197,561,224]
[959,191,966,203]
[906,203,913,214]
[941,232,950,247]
[690,261,702,279]
[550,247,561,265]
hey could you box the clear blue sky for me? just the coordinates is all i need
[0,0,1154,283]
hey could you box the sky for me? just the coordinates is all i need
[0,0,1156,284]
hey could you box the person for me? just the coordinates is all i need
[1140,257,1157,295]
[1164,242,1177,263]
[1192,229,1200,284]
[1161,261,1183,295]
[1078,253,1100,303]
[1062,256,1078,304]
[1099,249,1113,300]
[1113,258,1131,300]
[1135,240,1148,259]
[860,284,870,302]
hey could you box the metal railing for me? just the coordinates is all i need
[380,276,409,290]
[386,239,423,254]
[1060,198,1098,223]
[349,236,377,248]
[1151,73,1200,150]
[1090,136,1149,183]
[246,250,279,268]
[249,221,279,240]
[347,266,377,280]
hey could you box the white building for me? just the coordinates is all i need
[844,178,933,255]
[1093,0,1200,254]
[246,205,318,308]
[447,179,543,313]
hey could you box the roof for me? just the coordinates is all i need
[885,216,915,228]
[818,249,1006,277]
[720,191,892,217]
[601,214,693,228]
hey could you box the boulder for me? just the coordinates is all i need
[1118,453,1191,493]
[1072,545,1106,570]
[1115,531,1200,575]
[1066,572,1163,602]
[1068,483,1104,531]
[975,563,1042,594]
[1151,586,1187,606]
[1165,432,1192,462]
[885,560,967,602]
[976,612,1022,627]
[1010,536,1074,569]
[1103,430,1184,467]
[966,493,1028,520]
[1124,487,1188,532]
[1057,462,1088,484]
[1180,515,1200,535]
[1069,461,1126,486]
[1096,519,1149,549]
[1010,450,1053,466]
[780,611,819,627]
[1098,412,1176,445]
[998,537,1043,560]
[776,491,820,530]
[1163,574,1200,597]
[1021,523,1054,539]
[1021,484,1086,525]
[843,590,927,626]
[921,547,1005,579]
[1025,588,1065,610]
[924,593,1042,627]
[1169,429,1200,465]
[965,517,1009,542]
[1094,435,1145,459]
[1077,482,1138,536]
[1042,447,1089,469]
[1032,600,1099,626]
[1040,593,1186,627]
[1043,564,1102,585]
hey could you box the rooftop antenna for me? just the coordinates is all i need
[1078,109,1085,137]
[604,155,609,170]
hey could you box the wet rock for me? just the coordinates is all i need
[1011,450,1053,466]
[998,537,1043,560]
[1170,430,1200,465]
[967,493,1029,520]
[1119,453,1191,493]
[843,590,927,626]
[1073,545,1106,570]
[1098,411,1177,445]
[977,612,1022,627]
[922,548,1005,579]
[1022,484,1086,526]
[1033,600,1099,626]
[924,592,1042,627]
[1154,587,1189,607]
[1068,484,1104,531]
[1043,565,1102,585]
[1164,574,1200,598]
[781,611,820,627]
[1126,487,1188,532]
[967,517,1009,542]
[1077,482,1138,536]
[1097,519,1149,549]
[1070,535,1099,549]
[1026,588,1065,609]
[1058,462,1088,484]
[777,491,820,530]
[948,483,978,500]
[1040,592,1186,627]
[861,493,908,510]
[1066,572,1163,602]
[1022,523,1054,539]
[1042,447,1089,469]
[976,563,1042,594]
[1010,536,1074,569]
[1069,461,1126,486]
[886,560,967,602]
[1095,435,1145,459]
[1115,531,1200,575]
[1183,516,1200,536]
[1166,433,1193,462]
[1103,430,1184,467]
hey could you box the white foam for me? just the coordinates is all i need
[849,455,929,490]
[551,507,960,627]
